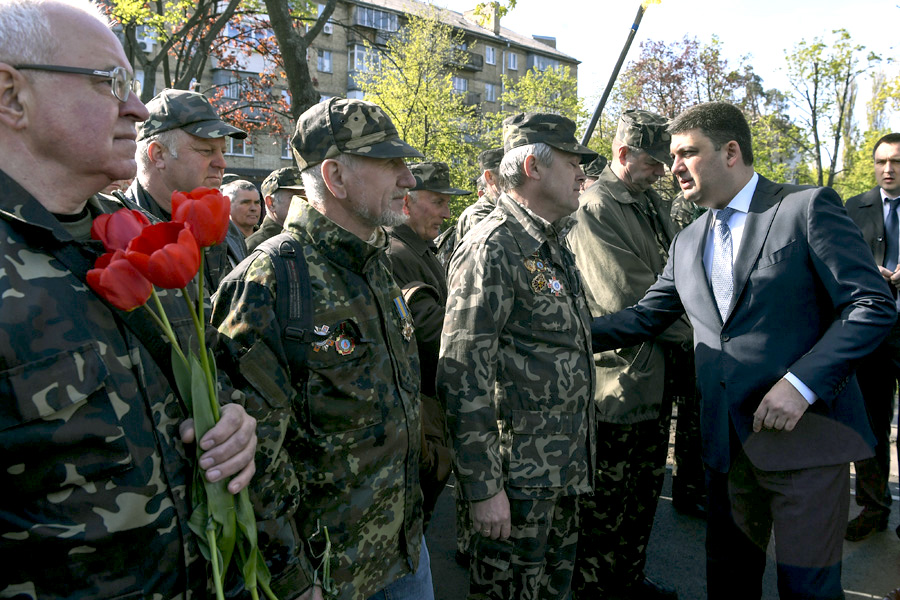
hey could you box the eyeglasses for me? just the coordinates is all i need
[13,64,136,103]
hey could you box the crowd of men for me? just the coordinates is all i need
[1,1,899,600]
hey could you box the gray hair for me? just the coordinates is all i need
[300,153,361,211]
[136,129,183,175]
[221,180,258,204]
[498,142,554,192]
[0,0,109,65]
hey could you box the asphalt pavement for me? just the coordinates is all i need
[426,418,900,599]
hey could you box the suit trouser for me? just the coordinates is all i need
[853,318,900,515]
[706,452,849,600]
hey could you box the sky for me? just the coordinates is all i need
[434,0,899,129]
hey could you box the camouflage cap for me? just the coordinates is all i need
[291,98,423,170]
[409,162,472,195]
[261,167,304,197]
[477,148,504,171]
[137,89,247,141]
[616,109,672,166]
[502,112,597,164]
[582,154,608,178]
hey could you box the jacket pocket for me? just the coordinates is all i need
[0,344,135,497]
[756,239,801,270]
[303,318,384,435]
[506,410,578,489]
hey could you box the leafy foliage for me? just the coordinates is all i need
[784,28,881,187]
[356,8,481,197]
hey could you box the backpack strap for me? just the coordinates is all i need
[256,233,316,388]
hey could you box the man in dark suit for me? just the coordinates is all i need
[844,132,900,541]
[591,102,895,599]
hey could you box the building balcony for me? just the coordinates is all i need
[448,50,484,72]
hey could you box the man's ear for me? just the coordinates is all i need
[522,153,540,180]
[615,143,629,166]
[724,140,742,168]
[148,140,167,168]
[321,159,347,199]
[0,64,29,130]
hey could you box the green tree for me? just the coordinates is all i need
[356,8,480,196]
[784,28,880,187]
[834,128,885,199]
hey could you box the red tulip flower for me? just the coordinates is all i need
[125,222,201,289]
[86,250,153,311]
[91,209,151,252]
[171,187,231,248]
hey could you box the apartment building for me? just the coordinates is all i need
[175,0,579,180]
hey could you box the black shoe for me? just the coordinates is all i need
[845,509,890,542]
[619,576,678,600]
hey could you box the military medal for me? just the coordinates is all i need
[547,276,563,296]
[531,272,547,293]
[393,295,415,342]
[335,334,355,355]
[314,324,330,336]
[313,338,334,352]
[525,258,537,272]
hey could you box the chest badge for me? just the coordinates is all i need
[393,295,415,342]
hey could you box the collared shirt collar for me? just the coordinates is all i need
[714,171,759,216]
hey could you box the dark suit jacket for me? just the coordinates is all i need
[592,176,895,473]
[846,186,888,266]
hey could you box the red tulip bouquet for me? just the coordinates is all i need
[87,188,276,600]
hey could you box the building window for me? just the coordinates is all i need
[452,76,468,95]
[484,82,497,102]
[317,49,332,73]
[348,44,379,73]
[347,90,365,100]
[224,76,242,100]
[225,136,253,157]
[355,7,398,31]
[508,53,518,70]
[485,46,496,65]
[281,138,292,160]
[534,55,560,72]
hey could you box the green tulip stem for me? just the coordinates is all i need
[180,283,221,423]
[207,527,225,600]
[147,289,187,366]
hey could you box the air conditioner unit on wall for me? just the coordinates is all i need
[323,22,333,34]
[137,38,155,54]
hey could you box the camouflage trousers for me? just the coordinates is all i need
[468,494,579,600]
[666,345,706,506]
[572,403,672,597]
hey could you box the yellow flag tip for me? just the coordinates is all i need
[641,0,662,8]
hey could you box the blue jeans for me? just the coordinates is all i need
[366,537,434,600]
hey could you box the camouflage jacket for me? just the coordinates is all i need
[568,165,692,424]
[0,170,306,600]
[435,195,497,267]
[386,223,447,398]
[211,199,423,600]
[0,170,205,599]
[437,194,596,503]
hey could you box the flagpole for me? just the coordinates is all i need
[580,0,658,146]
